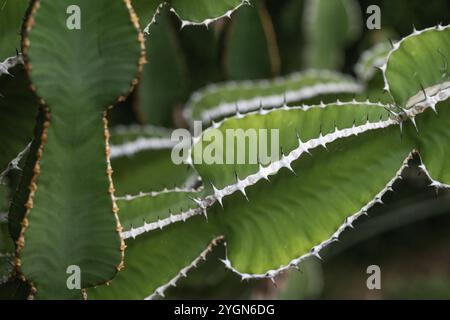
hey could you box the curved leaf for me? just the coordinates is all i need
[117,188,201,238]
[185,70,363,123]
[192,102,395,189]
[109,125,195,195]
[188,102,416,277]
[383,25,450,187]
[383,25,450,107]
[88,215,221,300]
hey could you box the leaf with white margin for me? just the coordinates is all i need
[382,25,450,188]
[197,107,415,278]
[185,70,363,123]
[407,99,450,189]
[117,188,203,239]
[382,25,450,108]
[192,102,395,191]
[109,125,195,196]
[87,215,222,300]
[142,0,250,33]
[169,0,249,28]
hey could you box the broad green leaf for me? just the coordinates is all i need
[383,26,450,107]
[185,70,363,123]
[214,125,411,275]
[193,102,394,190]
[18,0,142,299]
[119,102,416,283]
[88,215,221,300]
[135,4,187,127]
[303,0,361,69]
[383,26,450,186]
[225,0,280,80]
[406,100,450,186]
[109,125,195,195]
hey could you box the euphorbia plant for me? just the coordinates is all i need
[0,0,449,300]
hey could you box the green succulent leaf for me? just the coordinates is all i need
[109,125,196,195]
[383,25,450,107]
[117,188,201,238]
[382,25,450,187]
[16,0,143,299]
[185,70,363,123]
[189,102,416,277]
[88,215,221,300]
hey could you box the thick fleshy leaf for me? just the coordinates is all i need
[193,102,395,189]
[383,25,450,107]
[225,0,280,80]
[117,188,200,237]
[303,0,361,69]
[185,70,363,123]
[382,25,450,186]
[407,100,450,187]
[109,125,195,195]
[17,0,143,299]
[215,127,411,276]
[88,215,221,300]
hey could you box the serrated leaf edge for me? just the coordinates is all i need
[381,24,450,101]
[220,152,415,280]
[146,236,223,300]
[184,70,363,122]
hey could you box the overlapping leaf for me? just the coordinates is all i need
[109,125,195,195]
[185,70,363,123]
